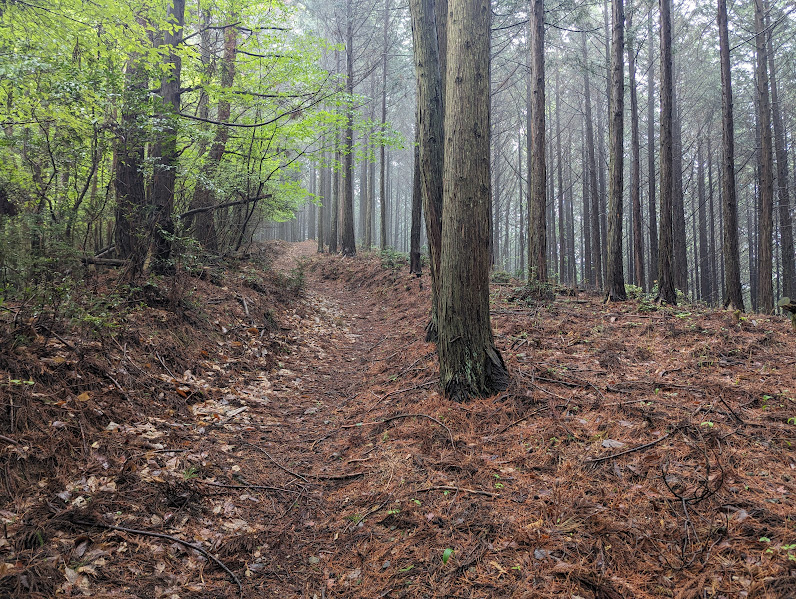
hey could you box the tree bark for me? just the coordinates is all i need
[408,0,445,341]
[755,0,774,313]
[646,13,658,292]
[410,126,422,274]
[717,0,743,310]
[527,0,546,282]
[341,0,357,257]
[606,0,626,301]
[657,0,676,304]
[628,6,645,291]
[379,0,391,250]
[438,0,508,401]
[582,31,602,289]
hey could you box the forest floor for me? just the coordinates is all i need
[1,240,796,599]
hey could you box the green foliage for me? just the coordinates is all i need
[379,248,409,270]
[491,270,512,285]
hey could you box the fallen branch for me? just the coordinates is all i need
[0,434,20,446]
[80,256,128,266]
[243,442,311,483]
[415,485,498,498]
[585,431,674,463]
[71,519,242,597]
[178,195,272,220]
[195,479,301,494]
[494,406,550,434]
[343,412,455,447]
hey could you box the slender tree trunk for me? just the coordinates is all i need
[628,7,645,291]
[755,0,774,312]
[379,0,391,250]
[697,137,710,301]
[555,71,566,283]
[582,32,602,289]
[527,0,547,281]
[410,130,422,274]
[438,0,508,401]
[718,0,743,310]
[341,0,357,257]
[657,0,676,304]
[582,121,592,286]
[408,0,445,341]
[672,75,688,294]
[646,13,658,291]
[708,137,717,303]
[606,0,626,301]
[317,147,326,253]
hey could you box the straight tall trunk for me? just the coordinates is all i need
[438,0,508,400]
[628,8,645,291]
[556,71,566,283]
[379,0,391,250]
[606,0,627,301]
[708,137,717,303]
[755,0,774,312]
[408,0,445,340]
[410,131,422,274]
[527,0,547,281]
[717,0,743,310]
[697,138,710,301]
[341,0,356,256]
[657,0,676,304]
[647,14,658,291]
[582,32,602,288]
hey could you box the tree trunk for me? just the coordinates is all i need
[717,0,743,310]
[408,0,445,341]
[697,137,710,301]
[410,127,422,274]
[582,31,602,289]
[646,13,658,292]
[755,0,774,313]
[379,0,391,250]
[606,0,626,301]
[438,0,508,401]
[527,0,546,282]
[628,6,645,291]
[657,0,676,304]
[341,0,357,257]
[555,70,566,284]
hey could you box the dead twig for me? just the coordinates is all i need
[343,412,455,447]
[494,406,549,434]
[195,479,301,494]
[415,485,498,498]
[0,434,20,446]
[366,380,436,413]
[243,441,311,483]
[71,519,243,597]
[586,430,674,463]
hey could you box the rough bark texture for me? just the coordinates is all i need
[657,0,676,304]
[379,0,390,250]
[754,0,774,313]
[115,55,147,277]
[628,8,645,291]
[408,0,445,341]
[527,0,546,282]
[148,0,184,274]
[672,82,688,294]
[410,129,422,275]
[438,0,508,401]
[698,138,711,302]
[717,0,743,310]
[606,0,626,301]
[646,14,658,292]
[341,0,357,257]
[582,32,602,289]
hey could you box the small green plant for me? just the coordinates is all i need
[491,270,512,285]
[379,248,409,270]
[442,548,454,564]
[182,466,199,480]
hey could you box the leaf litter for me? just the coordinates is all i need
[1,239,795,598]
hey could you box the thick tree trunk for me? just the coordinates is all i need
[408,0,445,341]
[438,0,508,401]
[149,0,185,274]
[657,0,676,304]
[755,0,774,313]
[115,55,147,277]
[606,0,626,301]
[527,0,546,282]
[717,0,743,310]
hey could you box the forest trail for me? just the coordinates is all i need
[3,241,796,599]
